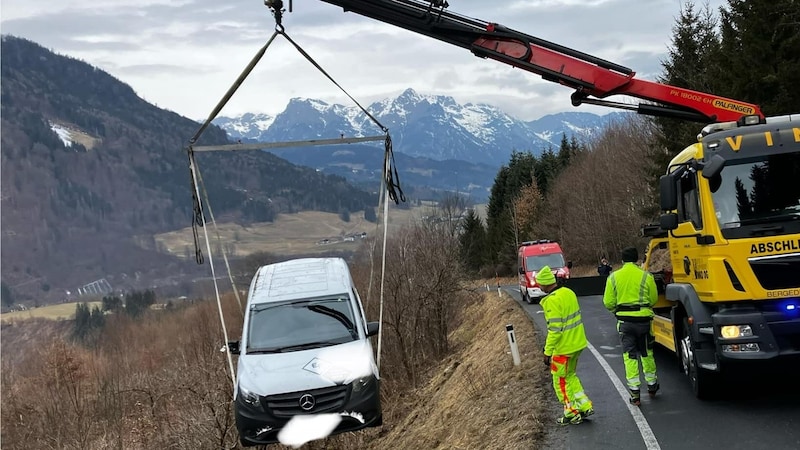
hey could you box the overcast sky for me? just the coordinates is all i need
[1,0,726,122]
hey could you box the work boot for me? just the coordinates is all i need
[648,383,660,398]
[581,408,595,419]
[629,389,641,406]
[556,415,583,426]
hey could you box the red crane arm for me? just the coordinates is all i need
[317,0,763,123]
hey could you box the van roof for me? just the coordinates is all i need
[519,242,563,255]
[249,257,351,305]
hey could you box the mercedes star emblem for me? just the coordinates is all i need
[299,393,315,411]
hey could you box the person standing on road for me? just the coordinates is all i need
[597,257,612,277]
[603,247,659,406]
[538,265,594,425]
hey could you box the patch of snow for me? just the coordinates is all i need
[307,98,331,114]
[565,122,593,135]
[535,131,556,144]
[50,122,73,147]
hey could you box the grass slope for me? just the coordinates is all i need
[370,290,552,449]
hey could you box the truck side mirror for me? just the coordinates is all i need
[227,340,240,355]
[660,213,679,231]
[702,154,725,179]
[567,261,573,269]
[518,266,525,275]
[659,174,678,211]
[367,321,380,337]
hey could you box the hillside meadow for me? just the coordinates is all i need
[152,204,446,259]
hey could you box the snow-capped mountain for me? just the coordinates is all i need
[213,88,625,166]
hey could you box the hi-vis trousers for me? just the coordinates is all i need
[618,320,658,393]
[550,351,593,418]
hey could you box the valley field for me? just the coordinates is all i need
[153,204,443,258]
[0,301,102,323]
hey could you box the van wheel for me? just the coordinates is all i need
[530,296,541,305]
[519,289,529,304]
[679,318,718,399]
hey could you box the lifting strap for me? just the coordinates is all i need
[184,21,405,383]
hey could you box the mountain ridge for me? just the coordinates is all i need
[212,91,627,200]
[213,88,626,165]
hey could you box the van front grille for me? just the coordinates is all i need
[265,385,349,417]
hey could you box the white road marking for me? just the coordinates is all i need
[586,342,662,450]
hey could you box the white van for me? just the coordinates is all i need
[229,257,382,447]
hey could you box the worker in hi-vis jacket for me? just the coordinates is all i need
[603,246,659,405]
[539,265,594,425]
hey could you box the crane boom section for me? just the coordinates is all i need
[320,0,763,123]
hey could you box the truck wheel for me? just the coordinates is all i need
[679,318,718,399]
[530,296,541,305]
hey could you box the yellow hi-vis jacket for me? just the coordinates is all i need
[542,286,588,356]
[603,262,658,320]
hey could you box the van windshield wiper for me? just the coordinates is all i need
[275,341,340,352]
[247,341,340,354]
[246,347,286,354]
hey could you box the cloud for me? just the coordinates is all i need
[1,0,728,121]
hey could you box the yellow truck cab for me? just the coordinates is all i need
[650,114,800,398]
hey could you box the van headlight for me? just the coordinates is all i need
[239,386,261,408]
[352,375,374,393]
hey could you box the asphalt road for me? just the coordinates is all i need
[505,287,800,450]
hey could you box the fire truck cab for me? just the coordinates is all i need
[517,240,572,304]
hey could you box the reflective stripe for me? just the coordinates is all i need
[638,271,649,307]
[548,316,583,332]
[562,320,583,331]
[547,310,581,324]
[611,274,617,298]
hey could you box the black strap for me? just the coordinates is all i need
[616,305,643,312]
[616,315,652,323]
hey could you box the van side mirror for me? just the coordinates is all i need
[566,261,573,269]
[227,340,240,355]
[660,213,679,231]
[366,321,380,337]
[518,266,525,275]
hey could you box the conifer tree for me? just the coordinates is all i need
[717,0,800,115]
[655,2,720,156]
[458,209,486,274]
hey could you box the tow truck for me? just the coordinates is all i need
[287,0,800,398]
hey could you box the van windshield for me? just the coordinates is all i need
[525,254,565,271]
[246,295,358,354]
